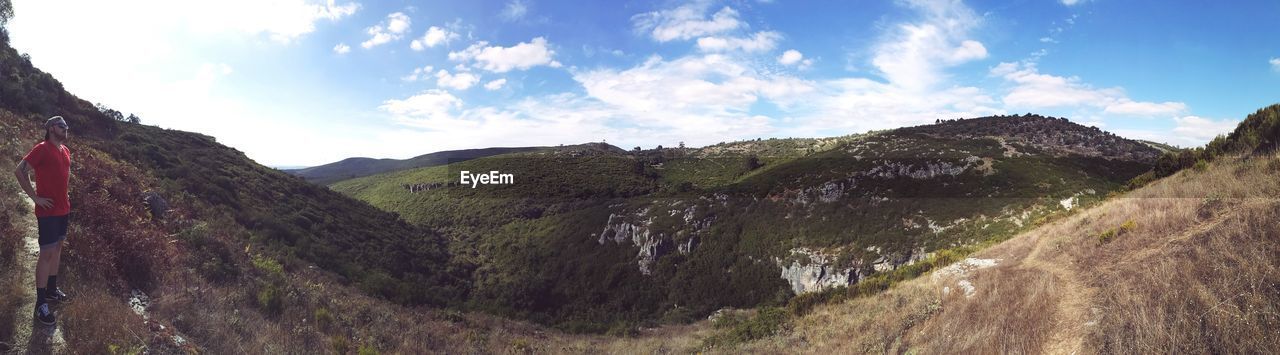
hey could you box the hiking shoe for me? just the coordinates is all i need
[44,288,70,304]
[34,303,55,326]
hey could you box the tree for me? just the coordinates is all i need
[127,113,141,124]
[96,103,124,121]
[744,155,761,171]
[1,0,14,26]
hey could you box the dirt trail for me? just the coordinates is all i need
[4,196,67,354]
[1019,209,1234,354]
[1021,233,1096,355]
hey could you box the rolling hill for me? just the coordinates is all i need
[4,15,1279,351]
[330,113,1160,331]
[285,146,549,185]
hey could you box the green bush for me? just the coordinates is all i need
[330,336,351,354]
[1098,219,1136,244]
[703,307,790,347]
[314,307,334,329]
[357,344,380,355]
[252,254,284,278]
[257,284,284,316]
[605,321,639,337]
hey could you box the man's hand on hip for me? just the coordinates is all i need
[31,195,53,209]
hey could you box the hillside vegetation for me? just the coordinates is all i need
[332,114,1158,331]
[7,13,1275,351]
[286,146,548,185]
[706,139,1280,353]
[0,34,473,352]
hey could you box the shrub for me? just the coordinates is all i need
[314,307,334,329]
[358,344,380,355]
[252,254,284,278]
[330,336,351,354]
[1126,171,1157,190]
[508,338,532,353]
[605,321,639,337]
[257,284,284,316]
[1098,219,1136,244]
[703,306,790,347]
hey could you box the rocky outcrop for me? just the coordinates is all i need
[865,160,969,180]
[596,203,715,275]
[141,191,169,221]
[777,248,865,294]
[778,246,932,295]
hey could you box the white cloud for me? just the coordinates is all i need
[333,43,351,54]
[449,37,561,73]
[778,50,804,65]
[696,31,781,52]
[632,3,743,42]
[484,78,507,90]
[1104,100,1188,117]
[380,89,462,126]
[400,65,434,82]
[777,49,813,69]
[435,70,480,90]
[992,61,1188,117]
[803,79,1002,136]
[1061,0,1083,5]
[378,53,810,152]
[1122,116,1241,148]
[1173,116,1238,142]
[361,12,412,49]
[1271,57,1280,72]
[410,26,459,50]
[500,0,529,22]
[3,0,369,167]
[575,54,816,118]
[870,0,989,92]
[183,0,360,43]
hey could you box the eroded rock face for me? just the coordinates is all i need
[865,160,969,180]
[777,248,863,294]
[596,203,714,275]
[778,246,931,295]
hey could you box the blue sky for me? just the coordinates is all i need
[7,0,1279,167]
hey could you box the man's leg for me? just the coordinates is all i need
[35,246,52,306]
[47,243,61,290]
[35,248,52,288]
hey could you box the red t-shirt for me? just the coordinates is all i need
[22,141,71,217]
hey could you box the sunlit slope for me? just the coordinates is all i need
[705,105,1280,353]
[331,114,1159,331]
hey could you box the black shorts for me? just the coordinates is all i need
[36,214,69,248]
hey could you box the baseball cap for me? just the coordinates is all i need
[45,116,68,129]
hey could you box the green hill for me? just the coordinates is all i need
[331,114,1159,331]
[286,146,550,185]
[0,33,464,308]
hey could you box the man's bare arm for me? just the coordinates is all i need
[14,160,52,209]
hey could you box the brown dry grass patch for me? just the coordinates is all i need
[702,153,1280,354]
[59,285,149,353]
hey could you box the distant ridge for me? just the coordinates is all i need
[287,146,548,185]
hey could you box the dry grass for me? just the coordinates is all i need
[701,152,1280,353]
[6,104,1280,352]
[0,268,23,348]
[59,285,150,353]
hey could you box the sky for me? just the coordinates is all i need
[6,0,1280,167]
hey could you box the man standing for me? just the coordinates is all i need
[13,116,72,325]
